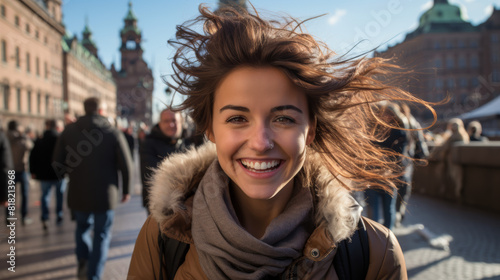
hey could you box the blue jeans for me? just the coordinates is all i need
[40,179,66,221]
[15,171,30,218]
[74,210,115,280]
[365,188,397,230]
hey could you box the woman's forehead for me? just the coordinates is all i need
[213,66,308,108]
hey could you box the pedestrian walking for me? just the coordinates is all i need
[139,108,187,214]
[365,102,408,230]
[0,125,14,217]
[53,97,133,280]
[29,119,66,230]
[6,120,33,225]
[127,5,434,279]
[396,103,429,225]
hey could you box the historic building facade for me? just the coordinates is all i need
[1,0,119,134]
[111,2,153,127]
[62,25,116,119]
[376,0,500,123]
[0,0,65,131]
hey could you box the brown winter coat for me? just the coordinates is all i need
[128,143,407,279]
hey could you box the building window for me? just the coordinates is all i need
[15,47,20,68]
[434,58,442,68]
[471,77,479,87]
[14,15,19,27]
[1,40,6,63]
[446,56,454,69]
[2,84,9,110]
[447,78,455,89]
[492,53,500,63]
[470,56,479,68]
[26,52,30,73]
[1,5,5,18]
[493,71,500,83]
[44,36,48,45]
[35,30,39,39]
[435,79,444,89]
[433,41,441,49]
[446,40,453,49]
[25,23,30,34]
[44,62,48,79]
[470,40,478,48]
[458,56,466,68]
[459,78,468,88]
[35,57,40,76]
[458,40,465,48]
[37,92,41,114]
[45,95,49,115]
[16,88,21,112]
[492,34,499,43]
[27,90,31,113]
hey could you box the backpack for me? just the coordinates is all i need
[157,218,369,280]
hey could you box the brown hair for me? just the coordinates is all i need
[168,5,435,192]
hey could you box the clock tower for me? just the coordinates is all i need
[111,2,153,127]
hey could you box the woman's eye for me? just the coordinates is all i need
[226,116,247,123]
[275,116,295,124]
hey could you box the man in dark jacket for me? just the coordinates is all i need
[29,119,65,230]
[0,127,13,213]
[53,97,133,280]
[140,109,186,214]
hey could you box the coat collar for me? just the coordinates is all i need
[149,142,361,245]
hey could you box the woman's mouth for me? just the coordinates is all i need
[239,159,282,173]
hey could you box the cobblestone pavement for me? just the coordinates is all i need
[394,194,500,280]
[0,180,499,279]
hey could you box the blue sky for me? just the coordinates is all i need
[62,0,500,120]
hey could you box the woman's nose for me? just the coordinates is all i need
[248,124,274,152]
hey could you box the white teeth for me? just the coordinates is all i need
[241,160,280,170]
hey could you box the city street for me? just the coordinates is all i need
[0,182,499,279]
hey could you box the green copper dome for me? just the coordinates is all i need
[406,0,475,40]
[419,0,467,29]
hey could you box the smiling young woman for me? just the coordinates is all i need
[128,4,434,280]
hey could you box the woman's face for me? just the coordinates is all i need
[207,67,315,200]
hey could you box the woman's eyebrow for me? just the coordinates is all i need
[219,105,250,113]
[271,105,303,114]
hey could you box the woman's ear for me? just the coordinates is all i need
[206,127,215,143]
[306,117,317,145]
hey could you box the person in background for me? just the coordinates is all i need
[397,103,429,225]
[53,97,133,280]
[429,118,470,200]
[0,123,14,223]
[139,109,187,215]
[6,120,33,225]
[29,119,66,230]
[365,102,408,230]
[467,120,488,142]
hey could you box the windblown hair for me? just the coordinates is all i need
[168,5,435,192]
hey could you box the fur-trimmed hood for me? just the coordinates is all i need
[149,142,361,243]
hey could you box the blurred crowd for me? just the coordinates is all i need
[359,101,490,231]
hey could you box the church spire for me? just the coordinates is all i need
[81,16,98,57]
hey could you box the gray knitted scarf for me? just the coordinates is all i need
[192,161,314,280]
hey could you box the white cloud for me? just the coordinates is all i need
[327,9,347,26]
[420,1,433,11]
[464,0,476,2]
[485,5,494,16]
